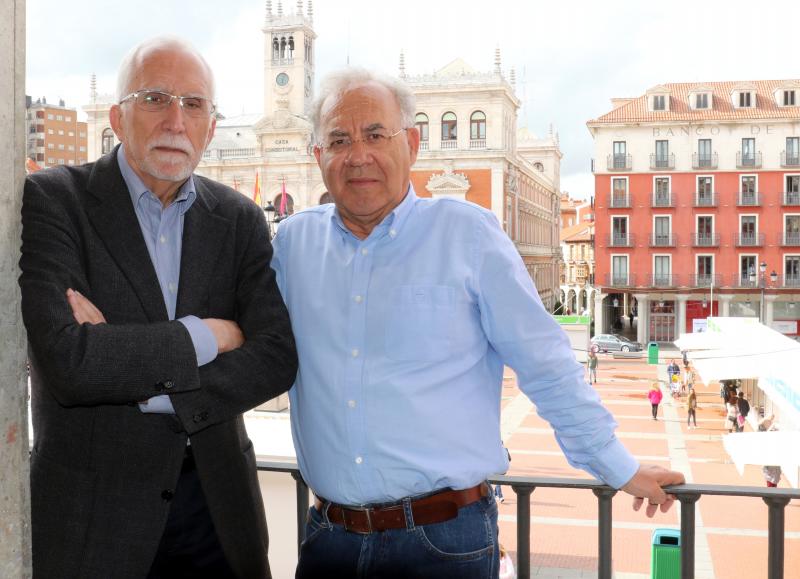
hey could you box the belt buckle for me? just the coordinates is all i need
[344,506,373,535]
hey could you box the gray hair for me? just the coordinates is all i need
[310,67,416,142]
[116,36,216,103]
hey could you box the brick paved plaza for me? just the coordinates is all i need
[496,353,800,578]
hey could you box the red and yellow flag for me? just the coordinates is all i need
[253,171,262,206]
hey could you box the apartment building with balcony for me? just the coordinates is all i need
[588,80,800,343]
[559,193,596,315]
[26,96,88,169]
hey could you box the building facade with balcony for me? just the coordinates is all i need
[26,96,88,169]
[559,193,596,316]
[588,79,800,343]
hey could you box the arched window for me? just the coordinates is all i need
[273,192,295,216]
[441,112,457,141]
[101,128,115,155]
[272,38,279,60]
[414,113,429,142]
[470,111,486,140]
[319,192,333,205]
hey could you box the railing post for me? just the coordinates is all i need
[291,471,310,554]
[763,495,790,579]
[678,493,700,579]
[593,487,617,579]
[512,484,534,579]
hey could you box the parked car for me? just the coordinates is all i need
[590,334,643,353]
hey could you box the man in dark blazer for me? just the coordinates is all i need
[19,37,297,578]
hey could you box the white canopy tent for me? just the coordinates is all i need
[674,317,800,487]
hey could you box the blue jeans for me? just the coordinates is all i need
[296,493,499,579]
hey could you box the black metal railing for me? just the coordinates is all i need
[692,152,718,169]
[694,192,717,207]
[689,273,722,287]
[692,233,720,247]
[737,151,763,168]
[650,274,679,287]
[734,275,758,288]
[783,191,800,206]
[604,273,636,287]
[257,463,800,579]
[650,233,677,247]
[784,275,800,288]
[607,154,632,171]
[650,153,675,170]
[607,233,635,247]
[610,193,631,208]
[735,232,764,246]
[652,192,673,207]
[737,191,761,206]
[781,151,800,167]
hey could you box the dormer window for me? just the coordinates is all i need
[653,95,666,111]
[695,93,709,109]
[784,90,796,106]
[736,91,754,108]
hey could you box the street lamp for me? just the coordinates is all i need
[749,261,778,323]
[262,201,285,239]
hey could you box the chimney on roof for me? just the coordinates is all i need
[610,97,634,110]
[59,98,65,107]
[42,96,47,104]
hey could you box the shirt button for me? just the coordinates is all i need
[355,456,363,465]
[159,235,167,244]
[389,229,397,238]
[361,248,369,256]
[351,348,359,358]
[354,295,363,304]
[348,400,356,408]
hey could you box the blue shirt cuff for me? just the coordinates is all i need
[138,394,176,414]
[178,315,218,367]
[586,439,640,489]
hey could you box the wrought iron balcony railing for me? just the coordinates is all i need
[692,152,718,169]
[257,462,800,579]
[694,192,717,207]
[737,191,761,206]
[607,233,635,247]
[651,192,673,207]
[650,153,675,170]
[783,274,800,288]
[688,273,722,287]
[607,153,632,171]
[610,193,631,208]
[692,233,720,247]
[650,233,677,247]
[734,275,759,288]
[781,150,800,167]
[737,151,763,168]
[780,232,800,246]
[783,191,800,206]
[604,273,636,287]
[734,232,764,247]
[650,273,679,287]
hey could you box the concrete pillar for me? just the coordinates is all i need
[0,1,32,577]
[720,294,732,317]
[594,292,604,335]
[634,293,649,344]
[676,295,688,337]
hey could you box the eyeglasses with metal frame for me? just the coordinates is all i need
[317,128,408,155]
[119,90,217,118]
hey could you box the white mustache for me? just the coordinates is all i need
[148,136,194,156]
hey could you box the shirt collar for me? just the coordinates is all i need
[117,144,196,214]
[331,183,418,241]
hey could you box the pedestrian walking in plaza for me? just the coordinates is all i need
[725,397,739,433]
[683,364,695,396]
[736,393,750,432]
[587,350,598,384]
[648,382,663,420]
[667,359,680,383]
[687,387,698,428]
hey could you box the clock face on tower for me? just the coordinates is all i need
[276,72,289,86]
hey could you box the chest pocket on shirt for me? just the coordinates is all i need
[385,285,454,361]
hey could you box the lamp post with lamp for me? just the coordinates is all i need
[262,201,286,240]
[749,261,778,323]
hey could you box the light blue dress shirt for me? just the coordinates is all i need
[117,146,217,413]
[272,186,638,506]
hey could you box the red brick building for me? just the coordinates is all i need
[26,97,88,169]
[588,80,800,343]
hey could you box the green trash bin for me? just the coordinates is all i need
[651,528,680,578]
[647,342,659,365]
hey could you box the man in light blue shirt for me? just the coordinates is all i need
[272,68,684,579]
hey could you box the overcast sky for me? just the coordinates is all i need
[26,0,799,198]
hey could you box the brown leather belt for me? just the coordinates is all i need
[314,482,490,534]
